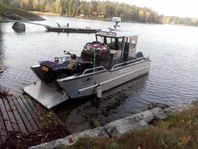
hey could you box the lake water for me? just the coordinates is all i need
[1,15,198,132]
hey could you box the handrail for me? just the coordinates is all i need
[111,57,145,70]
[82,66,106,75]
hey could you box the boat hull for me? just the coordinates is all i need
[57,59,150,99]
[24,59,150,109]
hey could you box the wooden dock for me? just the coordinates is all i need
[0,95,65,147]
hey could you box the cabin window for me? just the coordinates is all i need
[97,36,105,43]
[118,38,123,50]
[131,39,136,49]
[106,37,116,49]
[96,36,123,50]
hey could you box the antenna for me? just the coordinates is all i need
[112,17,121,29]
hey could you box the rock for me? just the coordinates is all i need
[29,109,157,149]
[148,102,169,110]
[150,107,167,120]
[29,127,108,149]
[12,22,26,32]
[0,68,3,73]
[90,118,101,128]
[104,116,149,138]
[192,100,198,106]
[103,110,153,138]
[136,110,154,122]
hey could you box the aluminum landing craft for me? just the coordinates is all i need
[24,19,151,109]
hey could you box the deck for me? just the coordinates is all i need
[0,95,63,147]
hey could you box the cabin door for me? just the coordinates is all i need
[123,37,130,61]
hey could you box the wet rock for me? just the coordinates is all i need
[0,68,3,73]
[104,116,149,137]
[163,107,180,115]
[137,110,154,122]
[12,22,26,32]
[148,102,169,110]
[90,118,101,128]
[192,100,198,106]
[150,107,167,120]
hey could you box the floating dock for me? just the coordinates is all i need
[45,26,100,33]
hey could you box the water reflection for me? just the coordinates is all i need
[0,25,5,75]
[54,75,148,133]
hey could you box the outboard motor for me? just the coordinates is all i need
[136,52,144,58]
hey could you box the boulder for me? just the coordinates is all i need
[103,111,153,137]
[148,102,169,109]
[104,119,149,138]
[150,107,167,120]
[0,68,3,73]
[29,127,108,149]
[12,22,26,32]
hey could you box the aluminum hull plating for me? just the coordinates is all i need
[57,59,150,99]
[24,59,150,109]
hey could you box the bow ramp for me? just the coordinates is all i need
[24,82,69,109]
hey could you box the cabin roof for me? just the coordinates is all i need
[96,30,138,38]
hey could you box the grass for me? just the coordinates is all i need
[65,105,198,149]
[0,2,43,20]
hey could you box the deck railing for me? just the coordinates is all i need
[111,57,146,70]
[82,66,106,75]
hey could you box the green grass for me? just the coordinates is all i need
[0,2,43,20]
[65,106,198,149]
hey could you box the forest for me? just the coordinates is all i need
[1,0,198,26]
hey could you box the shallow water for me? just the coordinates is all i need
[1,16,198,132]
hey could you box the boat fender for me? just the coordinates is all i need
[96,85,102,98]
[136,52,144,58]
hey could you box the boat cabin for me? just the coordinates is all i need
[96,30,138,66]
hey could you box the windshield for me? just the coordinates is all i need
[96,35,123,50]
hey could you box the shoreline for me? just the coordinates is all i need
[30,102,198,149]
[30,11,160,26]
[30,11,115,22]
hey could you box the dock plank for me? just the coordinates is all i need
[0,95,65,147]
[23,96,49,126]
[19,96,42,129]
[12,97,34,132]
[25,95,64,128]
[0,107,7,145]
[0,98,13,132]
[14,96,39,131]
[3,97,20,132]
[9,97,28,134]
[25,96,50,122]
